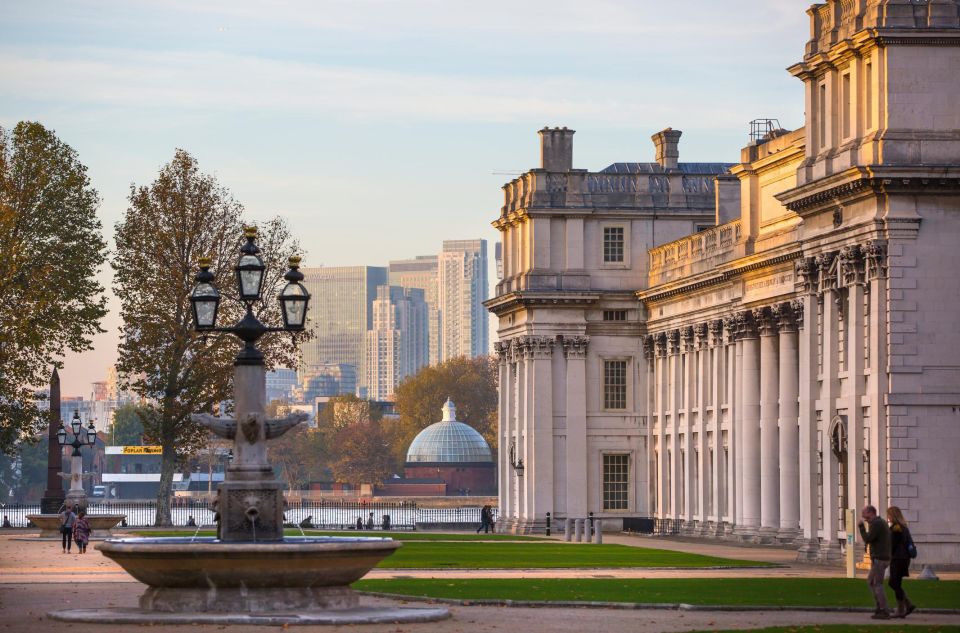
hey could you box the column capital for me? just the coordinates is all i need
[681,326,695,353]
[795,256,817,293]
[722,314,739,343]
[668,329,681,355]
[655,332,669,358]
[709,319,724,347]
[694,322,709,349]
[815,251,838,297]
[737,309,759,340]
[838,244,865,287]
[561,335,589,359]
[864,239,888,280]
[791,299,805,330]
[493,341,509,362]
[642,335,655,361]
[771,301,799,333]
[525,335,555,359]
[752,306,778,337]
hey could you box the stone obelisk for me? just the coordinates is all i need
[40,368,65,514]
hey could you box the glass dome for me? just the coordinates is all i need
[406,399,492,464]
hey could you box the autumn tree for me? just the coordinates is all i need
[391,356,498,465]
[267,400,330,490]
[0,122,107,452]
[112,149,305,525]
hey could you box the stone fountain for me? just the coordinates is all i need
[48,231,448,625]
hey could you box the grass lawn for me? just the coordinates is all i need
[377,542,765,569]
[128,529,546,542]
[354,578,960,609]
[692,628,960,633]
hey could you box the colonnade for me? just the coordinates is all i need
[645,240,888,555]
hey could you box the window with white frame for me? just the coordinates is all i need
[603,453,630,511]
[603,359,628,410]
[603,226,624,263]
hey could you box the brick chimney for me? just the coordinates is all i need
[651,128,682,170]
[538,127,575,172]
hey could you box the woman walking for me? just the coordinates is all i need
[887,506,917,618]
[73,509,92,554]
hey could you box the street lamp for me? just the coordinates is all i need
[189,226,310,364]
[509,439,524,477]
[57,411,98,511]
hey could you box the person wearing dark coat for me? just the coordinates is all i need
[887,505,917,618]
[859,504,892,619]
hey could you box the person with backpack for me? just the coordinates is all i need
[58,506,77,553]
[887,505,918,618]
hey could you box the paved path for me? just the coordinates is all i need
[3,532,959,632]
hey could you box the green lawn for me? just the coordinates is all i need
[694,628,960,633]
[354,578,960,609]
[376,541,765,569]
[128,529,546,542]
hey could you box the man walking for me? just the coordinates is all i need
[858,504,892,619]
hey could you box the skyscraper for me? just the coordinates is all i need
[300,266,387,396]
[388,255,440,366]
[365,285,429,401]
[438,239,489,361]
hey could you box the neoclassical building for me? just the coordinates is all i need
[487,0,960,565]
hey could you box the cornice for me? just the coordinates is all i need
[484,291,601,316]
[778,168,960,214]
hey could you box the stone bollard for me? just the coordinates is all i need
[583,518,592,542]
[574,518,583,542]
[564,518,572,542]
[594,519,602,544]
[918,565,940,581]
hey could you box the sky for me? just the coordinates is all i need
[0,0,810,398]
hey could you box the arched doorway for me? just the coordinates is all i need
[830,415,849,537]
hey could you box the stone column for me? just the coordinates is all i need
[527,336,554,531]
[709,320,724,531]
[739,311,761,537]
[495,342,511,527]
[774,301,801,543]
[795,259,820,558]
[756,307,780,542]
[681,326,696,530]
[840,246,866,520]
[696,323,710,531]
[655,333,669,518]
[563,336,589,518]
[864,241,888,514]
[668,330,682,520]
[725,315,742,535]
[514,339,527,526]
[818,252,841,560]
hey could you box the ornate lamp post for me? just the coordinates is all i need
[188,226,311,542]
[57,410,98,512]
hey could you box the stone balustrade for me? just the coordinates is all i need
[647,219,743,285]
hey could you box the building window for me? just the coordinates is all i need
[603,310,627,321]
[842,72,851,139]
[603,453,629,511]
[604,360,628,409]
[819,82,827,150]
[865,61,873,129]
[603,226,624,263]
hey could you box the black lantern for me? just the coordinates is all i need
[57,425,67,446]
[509,440,525,477]
[70,411,82,436]
[278,256,310,330]
[86,420,97,447]
[190,257,221,330]
[236,226,266,301]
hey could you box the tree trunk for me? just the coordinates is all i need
[155,441,176,526]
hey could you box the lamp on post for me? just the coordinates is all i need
[57,410,98,511]
[509,439,524,477]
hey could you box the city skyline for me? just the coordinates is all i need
[0,1,809,396]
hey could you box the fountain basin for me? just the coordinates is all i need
[97,536,404,613]
[26,514,125,539]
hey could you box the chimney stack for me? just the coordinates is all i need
[651,127,682,170]
[538,127,575,172]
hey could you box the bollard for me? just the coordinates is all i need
[564,518,572,542]
[583,517,592,542]
[594,519,602,544]
[574,518,583,542]
[918,565,940,581]
[546,512,551,536]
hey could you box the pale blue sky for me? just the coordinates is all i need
[0,1,810,397]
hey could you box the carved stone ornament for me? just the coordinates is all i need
[562,335,589,359]
[681,326,695,352]
[736,310,758,339]
[493,340,509,362]
[668,330,681,355]
[838,244,865,287]
[709,319,724,347]
[694,323,709,349]
[771,301,798,333]
[816,251,838,296]
[752,306,778,337]
[642,335,655,360]
[795,257,817,292]
[527,335,555,359]
[864,239,888,280]
[655,332,669,358]
[722,315,739,343]
[791,299,805,330]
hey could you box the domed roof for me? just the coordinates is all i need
[406,399,492,464]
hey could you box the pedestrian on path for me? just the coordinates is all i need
[476,505,493,534]
[858,504,892,619]
[73,510,91,554]
[58,506,77,553]
[887,505,917,618]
